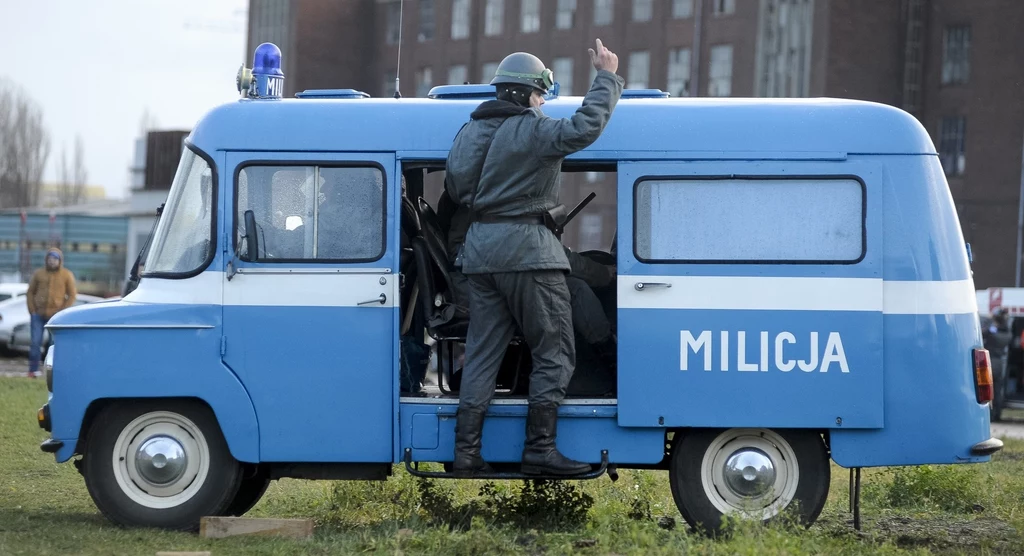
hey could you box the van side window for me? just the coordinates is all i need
[237,165,385,262]
[634,177,864,263]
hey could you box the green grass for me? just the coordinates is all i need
[2,377,1023,555]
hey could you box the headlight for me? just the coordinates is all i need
[44,346,54,392]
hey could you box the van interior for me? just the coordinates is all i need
[398,161,619,401]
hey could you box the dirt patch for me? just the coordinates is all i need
[873,515,1021,554]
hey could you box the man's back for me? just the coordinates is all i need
[445,70,624,275]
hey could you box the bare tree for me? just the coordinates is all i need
[56,135,87,206]
[0,79,50,209]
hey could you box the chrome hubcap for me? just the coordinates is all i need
[723,448,776,498]
[134,435,188,486]
[700,428,800,520]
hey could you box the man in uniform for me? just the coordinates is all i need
[445,39,623,476]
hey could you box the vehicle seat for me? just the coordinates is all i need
[399,196,423,333]
[413,196,525,395]
[412,197,469,337]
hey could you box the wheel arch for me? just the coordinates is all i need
[74,395,259,464]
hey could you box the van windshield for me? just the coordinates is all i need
[143,147,214,277]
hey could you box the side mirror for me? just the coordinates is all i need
[241,209,259,262]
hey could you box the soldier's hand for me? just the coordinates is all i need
[588,39,618,74]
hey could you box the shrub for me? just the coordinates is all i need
[883,465,981,513]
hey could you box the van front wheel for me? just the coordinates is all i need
[82,400,242,531]
[669,428,829,535]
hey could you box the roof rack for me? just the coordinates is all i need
[294,89,370,99]
[426,84,496,99]
[621,89,670,98]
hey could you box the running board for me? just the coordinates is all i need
[402,448,618,482]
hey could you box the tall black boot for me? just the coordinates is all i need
[452,407,494,477]
[521,403,592,475]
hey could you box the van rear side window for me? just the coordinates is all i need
[236,164,386,262]
[634,177,865,263]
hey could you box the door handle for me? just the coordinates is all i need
[634,282,672,291]
[358,293,387,306]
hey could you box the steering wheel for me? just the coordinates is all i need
[579,250,615,265]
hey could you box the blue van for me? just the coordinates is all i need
[37,44,1001,533]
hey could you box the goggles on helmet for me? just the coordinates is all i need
[494,67,554,91]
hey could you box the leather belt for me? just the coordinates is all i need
[472,214,546,226]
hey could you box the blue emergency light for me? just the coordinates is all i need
[236,42,284,99]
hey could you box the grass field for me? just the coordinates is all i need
[2,377,1023,555]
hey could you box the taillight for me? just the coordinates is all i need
[973,348,993,404]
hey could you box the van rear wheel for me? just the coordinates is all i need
[81,400,242,531]
[669,428,829,535]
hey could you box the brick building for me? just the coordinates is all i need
[247,0,1024,287]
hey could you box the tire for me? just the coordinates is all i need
[81,399,243,531]
[669,428,830,536]
[222,471,272,517]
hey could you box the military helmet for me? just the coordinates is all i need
[490,52,554,93]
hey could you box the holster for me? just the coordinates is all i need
[543,205,567,234]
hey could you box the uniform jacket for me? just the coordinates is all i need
[444,69,625,274]
[27,248,77,320]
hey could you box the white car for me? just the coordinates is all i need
[0,283,29,303]
[0,294,111,355]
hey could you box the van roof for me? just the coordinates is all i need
[189,94,937,160]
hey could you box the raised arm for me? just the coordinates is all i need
[533,39,625,158]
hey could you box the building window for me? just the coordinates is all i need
[451,0,470,39]
[667,48,691,97]
[939,117,966,176]
[383,68,397,97]
[481,62,499,82]
[755,0,814,98]
[521,0,540,33]
[941,25,970,85]
[556,0,576,29]
[708,45,733,96]
[385,1,401,45]
[448,64,468,85]
[627,51,650,89]
[673,0,693,18]
[713,0,735,15]
[635,177,864,262]
[416,67,433,97]
[632,0,652,21]
[485,0,503,36]
[418,0,435,41]
[553,57,574,95]
[594,0,614,26]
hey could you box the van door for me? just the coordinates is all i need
[221,152,397,462]
[616,161,884,429]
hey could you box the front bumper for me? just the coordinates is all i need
[39,438,63,453]
[970,437,1004,456]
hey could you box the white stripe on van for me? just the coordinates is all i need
[125,270,398,308]
[618,276,978,315]
[127,271,977,316]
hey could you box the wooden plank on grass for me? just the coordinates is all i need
[199,516,314,539]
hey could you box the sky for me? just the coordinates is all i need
[0,0,249,200]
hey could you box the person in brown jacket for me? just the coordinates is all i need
[26,247,76,376]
